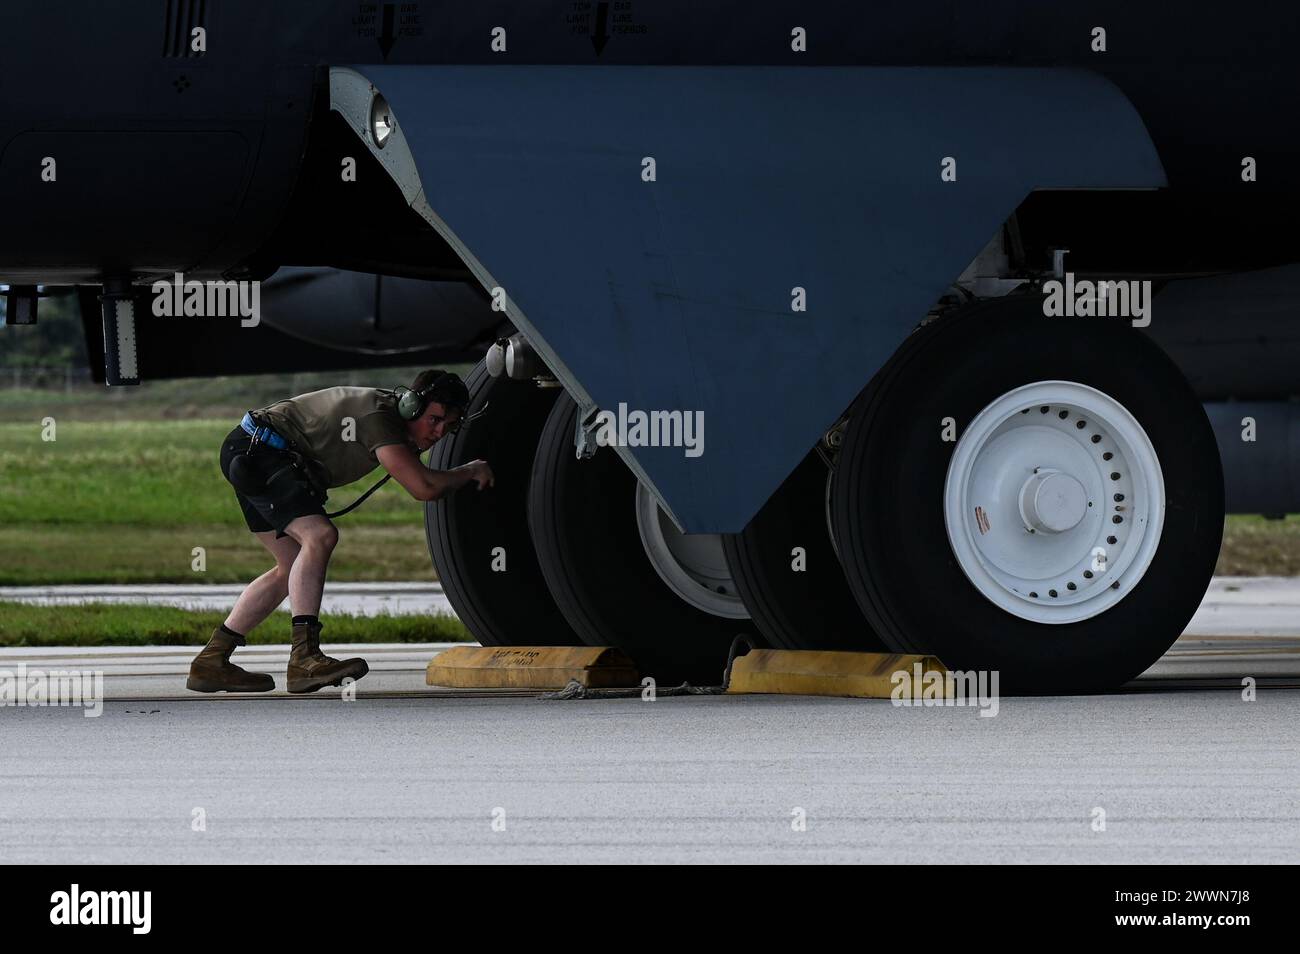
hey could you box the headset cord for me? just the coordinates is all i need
[325,474,391,519]
[323,447,454,519]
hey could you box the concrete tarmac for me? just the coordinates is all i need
[1,681,1295,864]
[1,578,1298,863]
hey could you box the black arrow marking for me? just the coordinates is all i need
[378,3,396,61]
[591,1,609,56]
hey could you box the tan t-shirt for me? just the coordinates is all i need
[254,386,416,489]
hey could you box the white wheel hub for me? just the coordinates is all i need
[943,381,1165,624]
[1018,469,1088,533]
[635,484,749,619]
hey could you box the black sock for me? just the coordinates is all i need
[292,615,319,627]
[219,623,246,645]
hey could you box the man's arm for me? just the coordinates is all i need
[375,444,495,501]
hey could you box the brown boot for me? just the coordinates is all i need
[187,627,275,693]
[286,619,369,694]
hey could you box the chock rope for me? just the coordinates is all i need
[539,633,757,700]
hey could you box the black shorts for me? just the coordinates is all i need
[219,426,328,538]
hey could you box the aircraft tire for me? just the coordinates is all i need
[830,295,1224,693]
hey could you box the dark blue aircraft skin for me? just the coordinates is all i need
[2,1,1296,281]
[1,1,1297,529]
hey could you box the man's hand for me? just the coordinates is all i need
[377,444,494,501]
[458,459,495,490]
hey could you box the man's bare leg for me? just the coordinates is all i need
[281,515,338,617]
[223,530,300,635]
[277,514,366,693]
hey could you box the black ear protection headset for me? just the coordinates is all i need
[393,371,471,427]
[393,372,485,433]
[393,384,437,422]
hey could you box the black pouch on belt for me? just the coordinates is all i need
[227,449,276,496]
[274,451,328,503]
[228,446,323,501]
[264,459,307,498]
